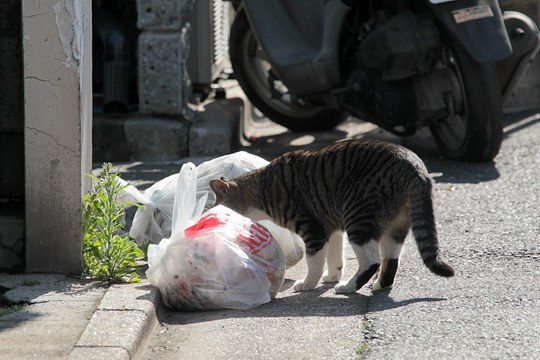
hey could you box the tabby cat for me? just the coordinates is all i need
[210,139,455,293]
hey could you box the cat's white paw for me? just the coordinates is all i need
[334,281,357,294]
[293,279,317,292]
[371,279,392,292]
[322,272,341,283]
[371,280,382,291]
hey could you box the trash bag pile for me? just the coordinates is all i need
[121,152,304,311]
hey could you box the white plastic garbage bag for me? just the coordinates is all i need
[195,151,269,210]
[125,151,304,269]
[145,162,286,310]
[127,174,178,244]
[128,151,268,245]
[258,220,304,269]
[146,205,286,310]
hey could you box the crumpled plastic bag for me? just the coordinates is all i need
[258,220,304,270]
[123,151,304,269]
[146,205,286,310]
[127,151,268,245]
[144,162,285,310]
[195,151,269,211]
[121,174,178,245]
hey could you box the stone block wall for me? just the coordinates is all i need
[93,0,239,163]
[136,0,194,115]
[121,0,196,161]
[138,31,189,115]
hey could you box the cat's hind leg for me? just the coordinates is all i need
[322,231,345,283]
[334,239,380,294]
[371,237,403,291]
[372,213,409,291]
[335,213,381,294]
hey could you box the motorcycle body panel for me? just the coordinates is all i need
[242,0,349,95]
[243,0,512,94]
[425,0,512,62]
[497,11,540,102]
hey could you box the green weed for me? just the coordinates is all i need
[83,163,144,283]
[355,343,371,359]
[355,318,372,359]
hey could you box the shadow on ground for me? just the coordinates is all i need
[156,279,448,326]
[240,116,506,184]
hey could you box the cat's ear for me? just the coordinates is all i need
[209,179,230,196]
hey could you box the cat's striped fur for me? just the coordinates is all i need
[210,139,454,293]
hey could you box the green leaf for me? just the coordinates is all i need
[82,162,143,284]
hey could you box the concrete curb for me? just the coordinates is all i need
[69,280,160,360]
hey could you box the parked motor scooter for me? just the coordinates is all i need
[226,0,539,162]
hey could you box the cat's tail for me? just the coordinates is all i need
[408,177,455,277]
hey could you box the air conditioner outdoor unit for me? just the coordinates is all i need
[187,0,232,87]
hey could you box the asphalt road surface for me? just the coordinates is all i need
[142,112,539,359]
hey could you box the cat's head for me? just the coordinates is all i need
[209,177,246,213]
[209,177,270,221]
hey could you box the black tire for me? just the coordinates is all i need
[229,10,348,132]
[429,40,503,162]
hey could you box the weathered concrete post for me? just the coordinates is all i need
[22,0,92,273]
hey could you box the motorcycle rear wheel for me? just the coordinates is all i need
[429,41,503,162]
[229,10,348,132]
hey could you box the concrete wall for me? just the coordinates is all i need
[22,0,92,274]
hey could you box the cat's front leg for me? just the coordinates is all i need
[322,231,345,283]
[293,243,328,292]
